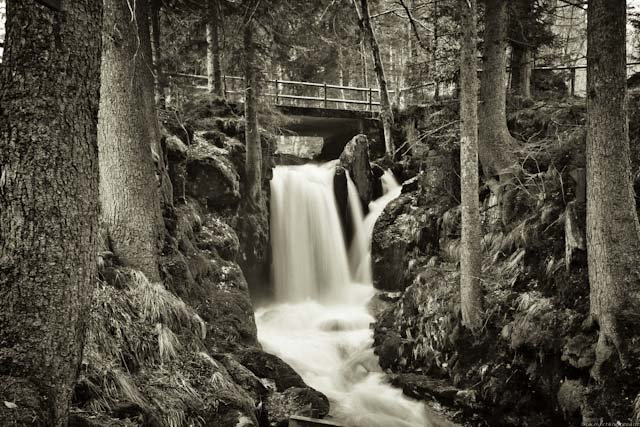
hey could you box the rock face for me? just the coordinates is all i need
[339,134,375,208]
[372,194,424,292]
[370,150,457,292]
[185,142,241,209]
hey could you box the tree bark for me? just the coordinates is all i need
[479,0,516,178]
[459,0,483,331]
[358,0,394,157]
[0,2,102,425]
[99,0,164,282]
[510,44,532,98]
[244,17,263,209]
[207,0,224,97]
[586,0,640,378]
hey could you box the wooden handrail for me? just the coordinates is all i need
[167,59,640,110]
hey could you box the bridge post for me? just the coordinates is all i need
[570,67,576,96]
[275,79,280,105]
[368,88,372,111]
[223,74,227,98]
[323,83,328,108]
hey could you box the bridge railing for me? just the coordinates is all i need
[167,73,417,111]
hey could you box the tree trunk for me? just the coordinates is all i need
[99,0,165,282]
[586,0,640,379]
[459,0,483,332]
[244,17,263,209]
[140,2,173,211]
[358,0,394,156]
[150,0,166,106]
[0,2,102,425]
[510,44,532,98]
[207,0,224,97]
[433,0,440,100]
[479,0,516,178]
[360,39,368,100]
[339,46,347,109]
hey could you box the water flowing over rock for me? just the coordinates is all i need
[258,162,434,427]
[270,164,351,302]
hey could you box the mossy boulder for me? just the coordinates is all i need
[185,142,241,210]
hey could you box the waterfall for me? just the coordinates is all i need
[270,163,351,302]
[259,163,433,427]
[346,173,369,283]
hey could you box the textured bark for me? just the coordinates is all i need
[0,2,102,425]
[479,0,516,177]
[207,0,224,97]
[244,18,263,209]
[586,0,640,378]
[358,0,394,156]
[459,0,483,331]
[510,44,532,98]
[99,0,164,282]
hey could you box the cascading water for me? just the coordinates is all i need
[258,163,436,427]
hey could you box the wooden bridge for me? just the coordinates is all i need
[167,60,640,112]
[167,72,444,112]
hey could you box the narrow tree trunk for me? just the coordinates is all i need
[360,39,368,100]
[99,0,165,282]
[459,0,483,331]
[140,2,173,210]
[150,0,165,107]
[339,46,347,109]
[510,44,532,98]
[479,0,516,178]
[0,2,102,425]
[433,0,440,100]
[244,17,263,209]
[358,0,394,156]
[586,0,640,378]
[207,0,224,97]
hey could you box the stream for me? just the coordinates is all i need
[255,163,437,427]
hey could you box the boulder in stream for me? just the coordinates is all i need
[235,348,306,392]
[339,134,374,207]
[264,387,330,427]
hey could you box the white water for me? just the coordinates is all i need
[258,163,432,427]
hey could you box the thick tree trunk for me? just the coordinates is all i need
[207,0,224,97]
[0,2,102,425]
[459,0,483,331]
[150,0,166,106]
[358,0,394,157]
[510,44,532,98]
[99,0,165,282]
[244,17,263,209]
[586,0,640,378]
[479,0,516,177]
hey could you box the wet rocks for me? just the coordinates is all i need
[371,193,424,292]
[235,348,306,392]
[264,387,330,427]
[390,374,460,404]
[339,134,375,207]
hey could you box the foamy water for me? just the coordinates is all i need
[259,164,431,427]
